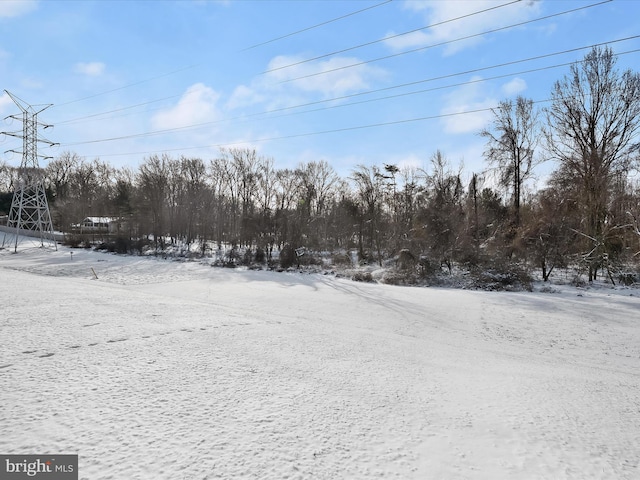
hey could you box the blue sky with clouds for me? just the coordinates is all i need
[1,0,639,182]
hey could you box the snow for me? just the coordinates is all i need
[1,243,639,479]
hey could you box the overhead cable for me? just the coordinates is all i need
[276,0,612,84]
[262,0,523,74]
[59,39,640,147]
[52,64,198,108]
[63,47,640,159]
[243,0,393,51]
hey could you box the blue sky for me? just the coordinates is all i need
[1,0,639,183]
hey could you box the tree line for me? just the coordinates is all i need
[1,47,639,284]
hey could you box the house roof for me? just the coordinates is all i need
[83,216,119,223]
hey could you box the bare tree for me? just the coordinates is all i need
[296,160,339,249]
[273,168,300,247]
[45,151,80,201]
[0,160,15,218]
[422,151,464,273]
[545,46,640,280]
[179,156,208,247]
[351,165,386,265]
[298,160,338,217]
[138,154,170,249]
[216,148,262,246]
[209,155,234,248]
[523,187,575,281]
[0,160,12,191]
[113,167,136,238]
[481,96,539,227]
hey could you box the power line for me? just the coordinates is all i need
[52,64,199,108]
[51,40,598,130]
[65,46,640,159]
[66,100,550,159]
[49,3,393,124]
[49,0,607,129]
[59,38,640,148]
[242,0,393,51]
[248,42,640,124]
[276,0,612,85]
[56,22,638,131]
[262,0,522,74]
[55,2,394,120]
[52,0,520,125]
[52,1,518,127]
[333,36,640,99]
[56,95,182,126]
[58,61,565,146]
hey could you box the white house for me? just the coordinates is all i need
[80,216,122,234]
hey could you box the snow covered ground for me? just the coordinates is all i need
[1,241,639,480]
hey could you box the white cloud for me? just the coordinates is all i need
[0,0,37,18]
[74,62,106,77]
[383,30,430,51]
[501,77,527,96]
[226,54,386,113]
[152,83,221,130]
[385,0,542,55]
[440,76,496,134]
[394,153,423,172]
[226,84,266,110]
[265,55,386,98]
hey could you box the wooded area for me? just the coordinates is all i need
[2,48,639,285]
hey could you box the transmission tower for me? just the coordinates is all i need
[1,91,58,252]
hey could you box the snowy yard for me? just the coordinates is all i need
[1,244,639,479]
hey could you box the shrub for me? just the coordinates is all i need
[298,251,322,267]
[396,249,416,271]
[132,238,150,255]
[93,237,134,254]
[469,262,532,291]
[332,252,352,267]
[63,235,83,248]
[381,270,419,286]
[279,244,297,269]
[223,247,240,268]
[242,248,253,266]
[618,272,638,286]
[351,271,373,282]
[254,247,266,264]
[418,255,440,277]
[113,236,132,254]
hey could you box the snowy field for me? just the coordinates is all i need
[1,241,639,480]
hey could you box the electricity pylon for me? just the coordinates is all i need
[1,91,58,252]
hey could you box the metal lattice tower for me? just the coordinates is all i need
[1,91,58,252]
